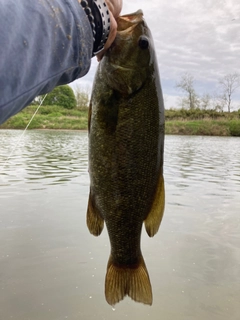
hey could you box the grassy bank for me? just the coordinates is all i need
[1,105,240,136]
[0,105,88,130]
[165,119,240,136]
[165,108,240,136]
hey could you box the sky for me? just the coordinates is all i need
[71,0,240,110]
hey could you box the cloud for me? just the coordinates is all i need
[74,0,240,110]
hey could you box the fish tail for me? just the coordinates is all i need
[105,254,152,306]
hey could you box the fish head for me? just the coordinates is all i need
[99,10,156,95]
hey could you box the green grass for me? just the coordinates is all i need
[1,105,240,136]
[0,105,89,130]
[228,120,240,136]
[164,108,240,136]
[165,120,231,136]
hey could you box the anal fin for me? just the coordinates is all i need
[144,173,165,237]
[86,190,104,236]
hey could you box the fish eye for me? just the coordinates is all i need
[138,36,149,49]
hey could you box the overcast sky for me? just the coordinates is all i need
[72,0,240,110]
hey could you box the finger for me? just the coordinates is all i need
[105,0,122,18]
[97,11,117,61]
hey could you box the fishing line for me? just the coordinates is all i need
[1,94,48,169]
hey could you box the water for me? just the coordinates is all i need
[0,130,239,320]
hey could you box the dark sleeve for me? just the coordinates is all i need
[0,0,93,124]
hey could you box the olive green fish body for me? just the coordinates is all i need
[87,10,165,306]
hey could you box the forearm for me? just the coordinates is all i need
[0,0,92,124]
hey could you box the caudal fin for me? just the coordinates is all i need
[105,255,152,306]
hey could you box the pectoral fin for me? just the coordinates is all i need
[144,173,165,237]
[86,190,104,236]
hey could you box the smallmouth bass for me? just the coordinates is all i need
[87,10,165,306]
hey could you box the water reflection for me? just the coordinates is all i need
[0,131,240,320]
[0,130,89,191]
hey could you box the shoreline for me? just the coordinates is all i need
[1,105,239,137]
[1,121,239,137]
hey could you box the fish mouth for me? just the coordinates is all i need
[117,9,144,32]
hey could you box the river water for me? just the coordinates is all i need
[0,130,239,320]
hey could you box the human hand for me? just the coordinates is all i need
[97,0,122,60]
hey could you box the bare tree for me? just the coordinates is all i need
[211,91,225,112]
[218,73,240,112]
[201,93,212,110]
[176,73,199,109]
[75,84,90,109]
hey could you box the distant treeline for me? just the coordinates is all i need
[175,72,240,113]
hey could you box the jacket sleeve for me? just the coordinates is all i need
[0,0,93,124]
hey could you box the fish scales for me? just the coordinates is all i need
[87,10,165,306]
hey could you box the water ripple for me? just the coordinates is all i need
[0,130,89,192]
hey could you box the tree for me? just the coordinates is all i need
[218,73,240,112]
[200,93,212,110]
[75,84,90,109]
[176,73,199,109]
[42,85,76,109]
